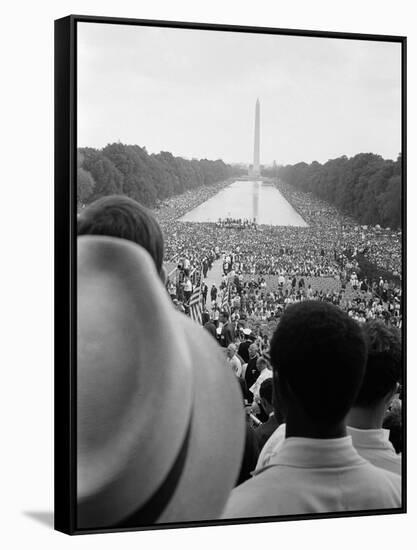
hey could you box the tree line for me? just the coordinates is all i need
[77,143,244,209]
[264,153,402,229]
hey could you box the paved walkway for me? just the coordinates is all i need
[203,259,224,302]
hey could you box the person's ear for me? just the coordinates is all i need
[160,265,167,285]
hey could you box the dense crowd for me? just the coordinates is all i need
[215,218,258,230]
[276,180,402,276]
[157,179,402,333]
[77,192,403,527]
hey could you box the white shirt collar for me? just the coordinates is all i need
[258,435,366,472]
[347,426,394,450]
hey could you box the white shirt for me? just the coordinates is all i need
[347,427,401,475]
[249,368,272,402]
[222,436,401,519]
[254,423,286,471]
[255,424,402,476]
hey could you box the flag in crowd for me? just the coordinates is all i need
[189,283,202,324]
[222,281,230,313]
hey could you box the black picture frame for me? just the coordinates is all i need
[55,14,407,535]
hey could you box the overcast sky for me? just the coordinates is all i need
[77,22,401,166]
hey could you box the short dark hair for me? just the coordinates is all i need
[354,321,402,407]
[259,378,273,405]
[270,301,367,422]
[77,195,164,273]
[256,357,268,371]
[222,311,229,320]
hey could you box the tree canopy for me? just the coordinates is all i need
[264,153,402,229]
[77,143,243,208]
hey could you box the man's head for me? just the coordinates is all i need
[259,378,274,416]
[242,328,252,340]
[248,343,258,359]
[354,321,401,408]
[256,357,268,373]
[78,195,165,281]
[270,301,367,425]
[227,344,237,358]
[221,311,230,323]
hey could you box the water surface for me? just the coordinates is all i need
[180,180,308,226]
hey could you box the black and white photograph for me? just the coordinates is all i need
[56,15,405,535]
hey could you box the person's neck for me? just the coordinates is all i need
[285,413,347,439]
[346,404,385,430]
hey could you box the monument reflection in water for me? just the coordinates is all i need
[179,180,308,227]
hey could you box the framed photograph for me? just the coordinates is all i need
[55,15,406,535]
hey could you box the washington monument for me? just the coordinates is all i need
[250,98,261,178]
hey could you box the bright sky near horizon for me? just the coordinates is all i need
[77,22,401,166]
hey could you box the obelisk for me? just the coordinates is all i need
[253,98,260,177]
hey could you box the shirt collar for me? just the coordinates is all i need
[347,426,394,450]
[258,435,366,471]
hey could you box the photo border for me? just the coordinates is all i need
[54,14,407,535]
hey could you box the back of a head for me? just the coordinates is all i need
[270,301,367,423]
[256,357,268,371]
[355,320,402,407]
[259,378,273,405]
[249,343,258,355]
[77,195,164,274]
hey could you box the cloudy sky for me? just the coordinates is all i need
[77,22,402,166]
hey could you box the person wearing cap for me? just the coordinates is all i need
[346,320,402,475]
[223,301,401,519]
[77,236,245,529]
[226,344,242,377]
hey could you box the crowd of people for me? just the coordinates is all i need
[215,218,258,230]
[76,188,403,528]
[157,179,402,334]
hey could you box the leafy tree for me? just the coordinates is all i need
[76,143,242,209]
[77,151,95,207]
[266,153,402,229]
[79,147,123,201]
